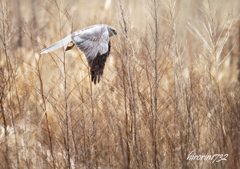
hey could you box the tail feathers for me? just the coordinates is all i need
[41,35,72,54]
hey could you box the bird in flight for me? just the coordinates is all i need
[41,24,117,84]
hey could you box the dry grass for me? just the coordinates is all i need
[0,0,240,168]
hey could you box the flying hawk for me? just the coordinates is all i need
[41,24,117,84]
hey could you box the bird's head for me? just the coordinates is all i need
[107,26,117,37]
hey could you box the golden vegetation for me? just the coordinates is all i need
[0,0,240,168]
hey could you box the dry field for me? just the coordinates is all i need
[0,0,240,168]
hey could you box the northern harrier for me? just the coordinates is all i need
[41,24,117,84]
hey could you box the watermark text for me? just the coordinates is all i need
[187,151,228,163]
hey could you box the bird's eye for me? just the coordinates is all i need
[111,29,117,35]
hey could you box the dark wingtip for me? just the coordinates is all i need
[89,41,110,84]
[91,75,96,84]
[91,74,99,85]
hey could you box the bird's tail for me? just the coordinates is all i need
[41,35,72,54]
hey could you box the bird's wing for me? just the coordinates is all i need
[90,41,111,84]
[72,25,111,83]
[41,35,72,54]
[72,25,109,65]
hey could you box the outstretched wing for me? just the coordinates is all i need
[72,25,110,83]
[72,25,109,65]
[90,41,111,84]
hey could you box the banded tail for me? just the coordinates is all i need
[41,35,72,54]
